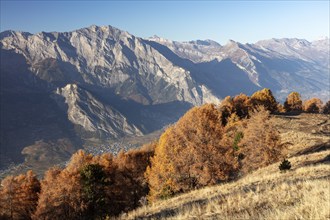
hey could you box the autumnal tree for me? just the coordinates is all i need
[33,151,94,219]
[238,107,282,174]
[303,98,323,113]
[113,144,154,212]
[16,171,41,219]
[277,103,285,113]
[218,96,234,125]
[284,92,303,112]
[33,167,62,220]
[0,171,40,220]
[251,88,278,112]
[0,176,18,219]
[322,100,330,114]
[34,147,154,218]
[146,104,238,202]
[232,93,252,118]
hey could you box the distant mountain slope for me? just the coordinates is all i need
[0,25,329,171]
[150,36,330,101]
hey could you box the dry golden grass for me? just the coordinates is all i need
[122,150,330,220]
[272,113,329,156]
[120,114,330,220]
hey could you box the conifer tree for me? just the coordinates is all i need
[322,100,330,114]
[284,92,302,112]
[80,164,107,219]
[239,107,282,174]
[146,104,238,202]
[251,88,278,112]
[303,98,323,113]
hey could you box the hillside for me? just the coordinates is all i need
[122,113,330,219]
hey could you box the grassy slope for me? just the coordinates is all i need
[121,113,330,219]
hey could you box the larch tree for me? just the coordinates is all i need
[0,171,40,220]
[303,98,323,113]
[33,151,95,219]
[251,88,278,112]
[232,93,252,119]
[322,100,330,114]
[145,104,239,202]
[15,171,40,219]
[218,96,234,125]
[238,107,282,174]
[114,144,154,212]
[0,176,18,219]
[284,92,303,112]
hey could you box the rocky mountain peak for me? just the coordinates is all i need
[1,25,329,171]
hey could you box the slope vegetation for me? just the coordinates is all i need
[122,113,330,219]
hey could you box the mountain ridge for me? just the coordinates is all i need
[0,24,329,172]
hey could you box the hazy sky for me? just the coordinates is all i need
[1,1,329,44]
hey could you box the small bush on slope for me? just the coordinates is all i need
[279,159,292,171]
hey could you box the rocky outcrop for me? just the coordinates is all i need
[54,83,143,138]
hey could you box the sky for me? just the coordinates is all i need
[1,1,329,44]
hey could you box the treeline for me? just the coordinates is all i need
[0,89,329,219]
[0,147,154,219]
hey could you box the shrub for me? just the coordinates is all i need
[279,159,291,171]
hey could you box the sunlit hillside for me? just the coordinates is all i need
[121,113,330,219]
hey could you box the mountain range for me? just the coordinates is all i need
[0,25,329,171]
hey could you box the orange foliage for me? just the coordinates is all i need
[303,98,323,113]
[251,88,278,112]
[146,104,239,202]
[232,93,252,118]
[238,107,282,174]
[284,92,302,112]
[33,146,154,218]
[0,171,40,219]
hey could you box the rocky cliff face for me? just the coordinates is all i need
[1,25,219,106]
[0,25,329,171]
[54,83,143,138]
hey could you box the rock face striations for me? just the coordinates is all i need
[0,25,329,169]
